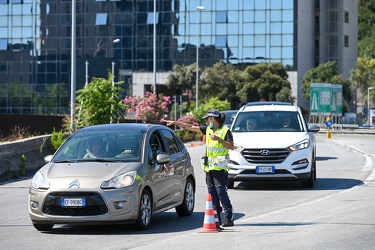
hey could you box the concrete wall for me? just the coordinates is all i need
[0,135,54,182]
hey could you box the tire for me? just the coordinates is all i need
[227,179,234,189]
[33,223,54,231]
[134,189,152,230]
[302,156,316,188]
[176,178,195,216]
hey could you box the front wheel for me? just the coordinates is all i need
[134,189,152,230]
[176,178,195,216]
[302,157,316,188]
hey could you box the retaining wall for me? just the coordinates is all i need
[0,135,54,182]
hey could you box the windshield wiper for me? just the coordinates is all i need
[76,158,119,163]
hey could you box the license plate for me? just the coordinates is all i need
[256,166,275,173]
[61,198,86,207]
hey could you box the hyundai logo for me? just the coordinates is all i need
[69,180,80,189]
[260,149,270,155]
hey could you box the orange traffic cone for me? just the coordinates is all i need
[202,135,206,143]
[213,206,222,231]
[200,194,219,233]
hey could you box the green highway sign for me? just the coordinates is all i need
[310,83,342,116]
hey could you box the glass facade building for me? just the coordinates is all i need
[0,0,357,114]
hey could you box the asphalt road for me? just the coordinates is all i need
[0,133,374,250]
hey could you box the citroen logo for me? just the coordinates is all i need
[69,180,80,189]
[260,150,270,155]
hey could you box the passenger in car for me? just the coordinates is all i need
[281,116,291,128]
[83,138,107,158]
[245,118,257,131]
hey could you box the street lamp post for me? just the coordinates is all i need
[70,0,76,133]
[110,61,115,124]
[93,38,120,58]
[368,87,373,125]
[196,6,205,110]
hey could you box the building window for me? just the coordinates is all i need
[0,39,7,50]
[216,11,227,23]
[215,35,227,47]
[147,12,159,24]
[344,11,349,23]
[344,35,349,47]
[96,13,107,25]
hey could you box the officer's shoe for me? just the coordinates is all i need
[222,218,234,227]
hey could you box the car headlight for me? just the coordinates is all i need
[31,171,50,189]
[232,143,244,152]
[289,138,310,151]
[101,171,137,189]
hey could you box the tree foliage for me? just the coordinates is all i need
[200,61,241,108]
[191,97,230,125]
[301,61,352,104]
[358,0,375,58]
[76,73,125,128]
[302,61,339,100]
[350,57,375,95]
[238,62,292,103]
[165,63,197,93]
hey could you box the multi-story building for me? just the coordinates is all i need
[0,0,358,114]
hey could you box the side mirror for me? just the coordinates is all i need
[308,124,320,133]
[44,155,53,163]
[156,153,171,164]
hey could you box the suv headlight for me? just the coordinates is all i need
[31,171,50,189]
[289,138,310,151]
[101,171,137,189]
[232,143,244,152]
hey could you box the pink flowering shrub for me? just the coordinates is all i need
[123,95,139,112]
[123,91,171,124]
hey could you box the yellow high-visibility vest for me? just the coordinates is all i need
[204,126,229,172]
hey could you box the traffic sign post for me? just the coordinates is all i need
[326,116,332,138]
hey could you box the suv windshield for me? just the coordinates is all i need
[231,111,304,132]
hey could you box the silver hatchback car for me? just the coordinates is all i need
[29,124,195,231]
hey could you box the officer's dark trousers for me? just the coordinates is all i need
[205,170,233,221]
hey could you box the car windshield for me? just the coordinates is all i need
[53,130,144,162]
[231,111,304,132]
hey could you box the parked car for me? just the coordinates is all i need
[28,124,195,231]
[228,102,320,188]
[221,110,238,128]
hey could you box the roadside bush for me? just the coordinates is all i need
[51,128,67,151]
[0,126,32,142]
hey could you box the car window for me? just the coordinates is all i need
[159,129,181,154]
[149,131,165,161]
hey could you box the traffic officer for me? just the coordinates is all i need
[167,109,234,227]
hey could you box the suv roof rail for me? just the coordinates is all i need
[245,101,292,106]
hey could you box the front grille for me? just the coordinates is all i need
[241,148,290,164]
[42,192,108,216]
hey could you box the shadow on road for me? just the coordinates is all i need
[232,177,364,191]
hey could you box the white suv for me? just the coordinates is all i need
[228,102,320,188]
